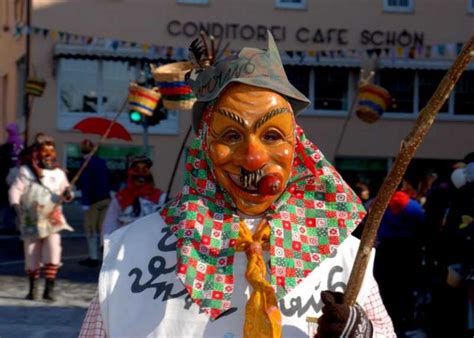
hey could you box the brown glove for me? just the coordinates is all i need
[62,187,73,203]
[315,290,373,338]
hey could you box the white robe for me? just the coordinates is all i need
[99,212,375,338]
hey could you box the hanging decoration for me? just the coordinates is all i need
[355,82,392,123]
[25,77,46,97]
[3,24,468,64]
[151,62,196,111]
[128,82,161,117]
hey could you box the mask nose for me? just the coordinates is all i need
[239,135,269,172]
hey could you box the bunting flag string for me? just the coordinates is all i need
[1,24,466,63]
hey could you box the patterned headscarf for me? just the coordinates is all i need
[160,106,366,319]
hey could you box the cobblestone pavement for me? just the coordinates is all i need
[0,203,99,338]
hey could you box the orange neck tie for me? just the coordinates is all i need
[236,219,282,338]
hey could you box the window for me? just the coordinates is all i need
[57,58,179,135]
[314,67,349,111]
[418,70,448,113]
[275,0,307,10]
[469,0,474,13]
[454,71,474,115]
[284,65,309,97]
[378,69,414,113]
[383,0,414,13]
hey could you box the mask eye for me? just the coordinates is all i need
[222,130,242,143]
[261,130,283,143]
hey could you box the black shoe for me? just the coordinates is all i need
[43,278,56,301]
[78,258,100,267]
[25,277,38,300]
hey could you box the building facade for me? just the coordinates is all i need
[1,0,473,194]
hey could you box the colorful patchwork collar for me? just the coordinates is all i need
[160,123,366,319]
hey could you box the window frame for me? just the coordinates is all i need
[296,65,474,121]
[275,0,307,10]
[383,0,414,13]
[56,58,180,135]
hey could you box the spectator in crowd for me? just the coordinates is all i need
[0,123,24,233]
[430,153,474,337]
[374,173,425,336]
[77,139,111,267]
[102,154,165,239]
[9,134,74,301]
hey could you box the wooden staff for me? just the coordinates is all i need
[343,36,474,306]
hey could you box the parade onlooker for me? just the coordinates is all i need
[0,123,24,234]
[9,134,74,301]
[431,153,474,337]
[374,174,425,336]
[77,139,111,267]
[102,155,165,239]
[354,181,370,205]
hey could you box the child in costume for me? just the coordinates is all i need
[80,33,395,337]
[101,155,166,238]
[9,134,74,301]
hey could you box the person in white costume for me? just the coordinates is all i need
[80,33,395,338]
[9,134,74,301]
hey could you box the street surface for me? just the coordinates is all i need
[0,202,98,338]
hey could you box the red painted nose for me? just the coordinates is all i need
[258,174,283,196]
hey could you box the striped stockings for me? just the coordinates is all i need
[43,263,59,280]
[26,268,40,280]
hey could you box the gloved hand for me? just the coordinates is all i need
[315,290,373,338]
[62,187,73,202]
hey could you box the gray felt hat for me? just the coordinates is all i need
[188,32,311,131]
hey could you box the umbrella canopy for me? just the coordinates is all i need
[72,117,132,142]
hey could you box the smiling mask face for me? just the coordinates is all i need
[207,83,295,216]
[38,143,57,169]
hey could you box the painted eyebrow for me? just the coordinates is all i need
[216,108,247,127]
[254,107,291,130]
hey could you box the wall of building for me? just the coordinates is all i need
[2,0,473,195]
[0,1,26,141]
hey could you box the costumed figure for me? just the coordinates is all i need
[101,155,166,238]
[9,134,74,301]
[80,33,395,338]
[78,139,111,267]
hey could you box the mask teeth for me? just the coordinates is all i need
[240,168,263,189]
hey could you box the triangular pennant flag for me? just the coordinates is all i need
[296,51,305,63]
[58,31,65,40]
[111,40,120,50]
[42,29,49,37]
[424,45,432,58]
[143,43,150,52]
[166,46,173,58]
[396,47,405,57]
[50,30,58,41]
[13,26,22,37]
[437,44,446,57]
